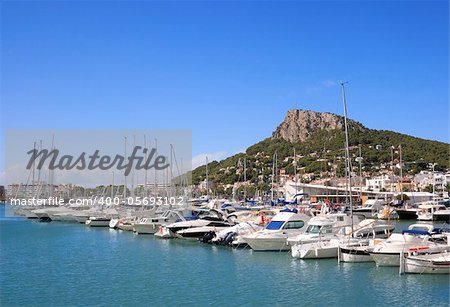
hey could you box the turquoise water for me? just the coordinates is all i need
[1,204,449,306]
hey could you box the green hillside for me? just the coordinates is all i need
[190,123,449,195]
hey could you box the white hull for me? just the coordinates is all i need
[134,223,160,234]
[292,241,338,259]
[176,226,229,240]
[50,213,78,223]
[403,258,450,274]
[118,224,134,231]
[86,218,110,227]
[245,237,290,251]
[339,246,373,262]
[109,219,119,228]
[154,226,175,239]
[370,252,400,266]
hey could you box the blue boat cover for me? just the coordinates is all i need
[280,208,298,214]
[402,229,430,236]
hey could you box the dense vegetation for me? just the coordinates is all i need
[190,124,449,192]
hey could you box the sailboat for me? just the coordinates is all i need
[290,83,359,260]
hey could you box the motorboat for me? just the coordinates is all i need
[211,222,264,246]
[370,224,446,266]
[133,210,187,235]
[400,245,450,274]
[109,218,120,229]
[287,213,362,246]
[291,219,393,260]
[417,204,450,222]
[353,199,385,218]
[292,238,341,259]
[395,203,419,220]
[155,209,233,239]
[32,207,67,222]
[377,206,398,220]
[85,216,112,227]
[338,239,378,263]
[177,225,231,241]
[242,209,310,251]
[116,217,137,231]
[337,220,396,263]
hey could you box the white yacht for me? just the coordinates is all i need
[32,207,67,221]
[400,245,450,274]
[338,239,377,262]
[416,204,450,222]
[353,199,385,219]
[242,210,310,251]
[292,238,341,259]
[290,219,390,260]
[155,209,234,239]
[287,213,362,246]
[370,224,444,266]
[85,216,111,227]
[133,211,187,235]
[211,221,264,246]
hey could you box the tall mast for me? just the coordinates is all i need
[124,136,127,200]
[111,172,114,199]
[154,138,158,196]
[271,153,275,202]
[244,157,247,201]
[294,147,297,197]
[205,156,209,199]
[132,135,135,198]
[399,144,403,201]
[170,144,174,197]
[144,135,148,197]
[50,134,55,197]
[38,140,42,183]
[32,142,36,185]
[340,82,353,236]
[358,144,362,200]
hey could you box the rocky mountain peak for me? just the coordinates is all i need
[272,109,365,143]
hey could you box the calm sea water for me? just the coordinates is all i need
[1,204,449,306]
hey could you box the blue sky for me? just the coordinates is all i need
[1,0,448,179]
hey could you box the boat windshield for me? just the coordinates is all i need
[283,221,305,229]
[305,225,321,234]
[266,221,284,230]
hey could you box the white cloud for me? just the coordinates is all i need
[192,151,228,169]
[305,80,338,94]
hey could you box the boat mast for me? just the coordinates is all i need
[154,138,158,196]
[399,144,403,201]
[340,82,354,236]
[205,156,209,199]
[144,135,148,197]
[294,147,298,197]
[124,136,127,200]
[132,135,135,198]
[32,142,36,185]
[271,152,275,203]
[244,157,247,201]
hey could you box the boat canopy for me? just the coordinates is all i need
[402,229,430,236]
[280,208,298,214]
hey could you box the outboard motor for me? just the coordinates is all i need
[222,231,236,246]
[199,231,215,244]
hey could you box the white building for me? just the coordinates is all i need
[6,182,53,198]
[365,175,392,191]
